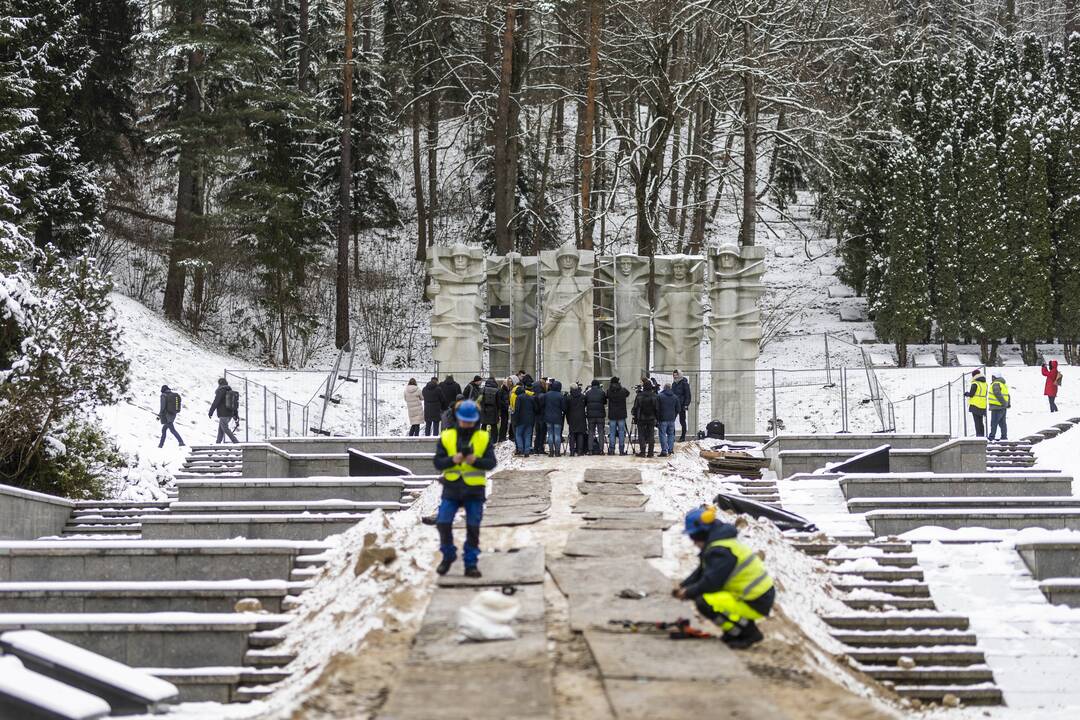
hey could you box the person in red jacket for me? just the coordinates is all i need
[1042,360,1063,413]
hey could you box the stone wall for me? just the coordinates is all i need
[0,484,74,540]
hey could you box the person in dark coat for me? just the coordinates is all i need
[439,375,462,409]
[511,383,536,456]
[442,394,463,432]
[158,385,185,448]
[479,378,500,435]
[542,380,567,456]
[606,377,630,455]
[422,376,445,436]
[632,383,659,458]
[565,384,588,456]
[208,378,239,444]
[464,375,484,401]
[496,377,513,442]
[657,384,679,457]
[533,379,548,455]
[672,370,692,442]
[584,379,607,454]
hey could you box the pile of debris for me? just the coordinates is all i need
[701,449,771,479]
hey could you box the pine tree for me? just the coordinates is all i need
[1013,120,1055,364]
[872,138,930,367]
[1054,116,1080,364]
[931,136,962,358]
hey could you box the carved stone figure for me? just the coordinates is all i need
[708,244,767,433]
[605,254,650,384]
[508,254,538,375]
[427,244,485,374]
[540,242,595,384]
[653,255,705,434]
[486,255,514,378]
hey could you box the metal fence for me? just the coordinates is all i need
[880,369,976,437]
[223,371,313,442]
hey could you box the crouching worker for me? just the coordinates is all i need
[672,505,775,649]
[433,400,497,578]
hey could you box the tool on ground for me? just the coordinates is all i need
[617,589,648,599]
[606,618,717,640]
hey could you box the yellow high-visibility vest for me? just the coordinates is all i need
[701,538,774,613]
[439,428,491,486]
[989,380,1011,409]
[969,378,988,410]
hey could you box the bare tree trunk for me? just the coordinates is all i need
[1067,0,1080,39]
[689,105,712,254]
[279,275,290,366]
[412,74,428,262]
[493,4,516,254]
[533,109,557,254]
[740,19,758,248]
[336,0,354,349]
[579,0,602,249]
[678,98,699,239]
[426,93,438,245]
[163,0,205,322]
[298,0,310,91]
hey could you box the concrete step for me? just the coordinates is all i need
[247,630,285,649]
[1016,540,1080,579]
[1039,579,1080,607]
[243,648,295,668]
[860,664,995,684]
[841,598,937,611]
[73,501,172,510]
[0,580,306,613]
[794,541,913,557]
[141,513,377,541]
[831,568,924,582]
[0,540,327,582]
[175,478,409,503]
[840,474,1072,499]
[850,497,1080,513]
[824,614,969,631]
[833,581,931,597]
[167,500,402,514]
[823,554,918,568]
[70,508,170,519]
[62,523,142,535]
[144,666,289,703]
[234,685,274,701]
[894,684,1003,705]
[176,466,244,475]
[867,508,1080,535]
[173,473,243,481]
[0,614,290,668]
[846,647,987,666]
[831,630,978,647]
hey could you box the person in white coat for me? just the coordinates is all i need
[404,378,424,436]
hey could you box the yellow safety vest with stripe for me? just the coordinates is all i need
[439,428,491,486]
[968,378,988,410]
[701,538,774,612]
[988,380,1010,409]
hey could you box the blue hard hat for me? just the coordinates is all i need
[684,505,718,535]
[455,400,480,423]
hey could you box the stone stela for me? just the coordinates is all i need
[426,241,766,433]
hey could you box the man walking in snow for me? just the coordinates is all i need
[433,400,497,578]
[965,369,988,438]
[158,385,185,448]
[208,378,240,444]
[987,373,1011,442]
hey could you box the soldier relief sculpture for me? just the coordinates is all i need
[427,242,766,431]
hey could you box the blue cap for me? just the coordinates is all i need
[684,506,718,535]
[455,400,480,423]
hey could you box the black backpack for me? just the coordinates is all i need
[706,420,725,439]
[224,389,240,413]
[168,392,182,414]
[481,386,498,411]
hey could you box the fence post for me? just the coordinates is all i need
[243,377,250,442]
[912,395,917,434]
[374,370,380,436]
[947,381,953,437]
[287,402,292,437]
[930,390,935,433]
[262,385,268,439]
[273,393,279,437]
[842,367,849,432]
[770,369,778,437]
[824,334,833,387]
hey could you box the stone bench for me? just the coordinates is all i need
[866,509,1080,536]
[140,513,374,541]
[0,580,305,614]
[0,540,326,582]
[0,614,288,668]
[174,477,409,503]
[840,474,1072,499]
[1016,541,1080,580]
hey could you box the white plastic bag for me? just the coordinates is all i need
[457,590,521,642]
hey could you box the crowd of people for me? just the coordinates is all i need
[405,370,694,458]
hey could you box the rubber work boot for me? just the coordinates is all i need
[465,566,482,578]
[722,622,764,649]
[436,557,455,576]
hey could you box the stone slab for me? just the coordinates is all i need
[478,511,549,527]
[412,587,547,664]
[955,353,982,367]
[572,494,648,513]
[838,306,867,322]
[604,679,785,720]
[378,661,553,720]
[577,482,645,496]
[547,557,685,631]
[773,246,796,258]
[583,630,750,681]
[489,470,553,482]
[854,330,877,345]
[584,516,674,531]
[582,468,642,484]
[564,529,661,559]
[486,496,552,508]
[869,352,896,367]
[437,546,544,587]
[914,353,941,367]
[828,285,855,299]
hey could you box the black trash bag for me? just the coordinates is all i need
[712,492,818,532]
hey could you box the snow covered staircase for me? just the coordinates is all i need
[798,537,1004,706]
[63,500,172,538]
[175,446,244,480]
[986,441,1036,471]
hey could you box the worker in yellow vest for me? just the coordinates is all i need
[672,506,775,648]
[965,368,988,437]
[987,373,1011,442]
[432,400,497,578]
